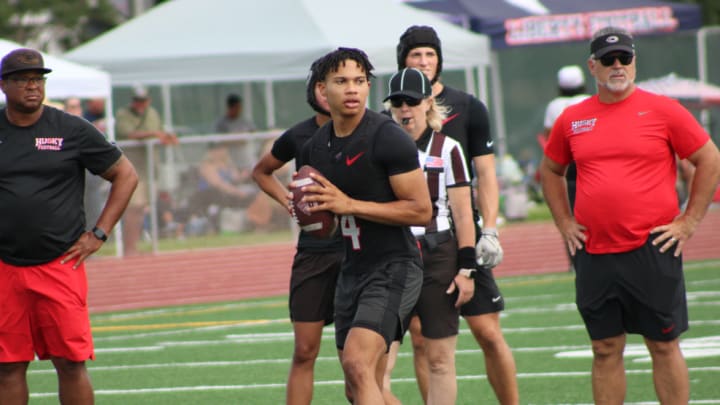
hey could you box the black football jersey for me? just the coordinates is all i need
[437,86,494,173]
[301,110,422,273]
[271,116,342,253]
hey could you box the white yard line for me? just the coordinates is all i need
[29,367,720,398]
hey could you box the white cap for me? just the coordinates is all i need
[131,84,149,99]
[557,65,585,89]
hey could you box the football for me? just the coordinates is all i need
[290,165,338,238]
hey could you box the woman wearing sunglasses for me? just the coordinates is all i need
[382,67,476,405]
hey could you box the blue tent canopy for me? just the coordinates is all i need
[404,0,702,49]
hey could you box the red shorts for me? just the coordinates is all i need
[0,257,95,362]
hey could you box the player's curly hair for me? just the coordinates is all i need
[306,56,330,116]
[315,47,375,82]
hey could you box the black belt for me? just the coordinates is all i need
[416,230,452,251]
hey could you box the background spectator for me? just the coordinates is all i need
[83,97,106,133]
[115,84,178,255]
[188,142,277,233]
[216,93,256,133]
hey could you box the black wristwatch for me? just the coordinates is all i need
[91,226,108,242]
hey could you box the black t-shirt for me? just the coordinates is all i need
[301,110,422,273]
[271,116,343,253]
[436,85,494,174]
[0,106,122,265]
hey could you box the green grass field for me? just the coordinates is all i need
[26,260,720,404]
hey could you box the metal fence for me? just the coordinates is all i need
[97,131,291,256]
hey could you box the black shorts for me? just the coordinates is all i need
[289,250,343,324]
[334,259,422,351]
[460,267,504,316]
[574,236,688,341]
[459,221,505,317]
[415,233,461,339]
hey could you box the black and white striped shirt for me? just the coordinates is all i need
[412,129,471,236]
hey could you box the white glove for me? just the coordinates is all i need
[476,228,503,268]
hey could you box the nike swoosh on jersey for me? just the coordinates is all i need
[491,296,502,303]
[442,113,460,125]
[346,152,365,166]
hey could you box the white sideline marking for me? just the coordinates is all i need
[85,319,720,353]
[90,298,720,343]
[93,318,289,342]
[27,338,720,375]
[28,367,720,398]
[556,335,720,363]
[90,299,287,324]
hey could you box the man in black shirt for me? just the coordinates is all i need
[252,55,343,405]
[397,25,519,404]
[0,48,137,404]
[298,47,431,404]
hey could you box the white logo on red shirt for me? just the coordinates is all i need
[571,118,597,134]
[35,137,64,151]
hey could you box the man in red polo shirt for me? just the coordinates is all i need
[541,27,720,403]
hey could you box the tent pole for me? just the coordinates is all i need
[265,80,275,130]
[476,63,489,106]
[464,67,475,98]
[104,95,125,257]
[243,83,253,124]
[697,27,720,134]
[490,51,507,157]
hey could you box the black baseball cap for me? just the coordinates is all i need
[591,29,635,58]
[384,68,432,101]
[1,48,52,78]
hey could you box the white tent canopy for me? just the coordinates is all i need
[637,73,720,104]
[65,0,491,85]
[0,39,111,100]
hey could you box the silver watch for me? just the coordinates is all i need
[458,268,476,279]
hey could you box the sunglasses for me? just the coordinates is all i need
[390,97,422,108]
[596,52,634,67]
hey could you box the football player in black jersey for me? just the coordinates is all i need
[297,47,431,404]
[397,26,519,404]
[252,55,343,405]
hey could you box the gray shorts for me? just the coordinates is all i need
[334,259,422,351]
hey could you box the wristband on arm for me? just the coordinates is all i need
[457,247,477,278]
